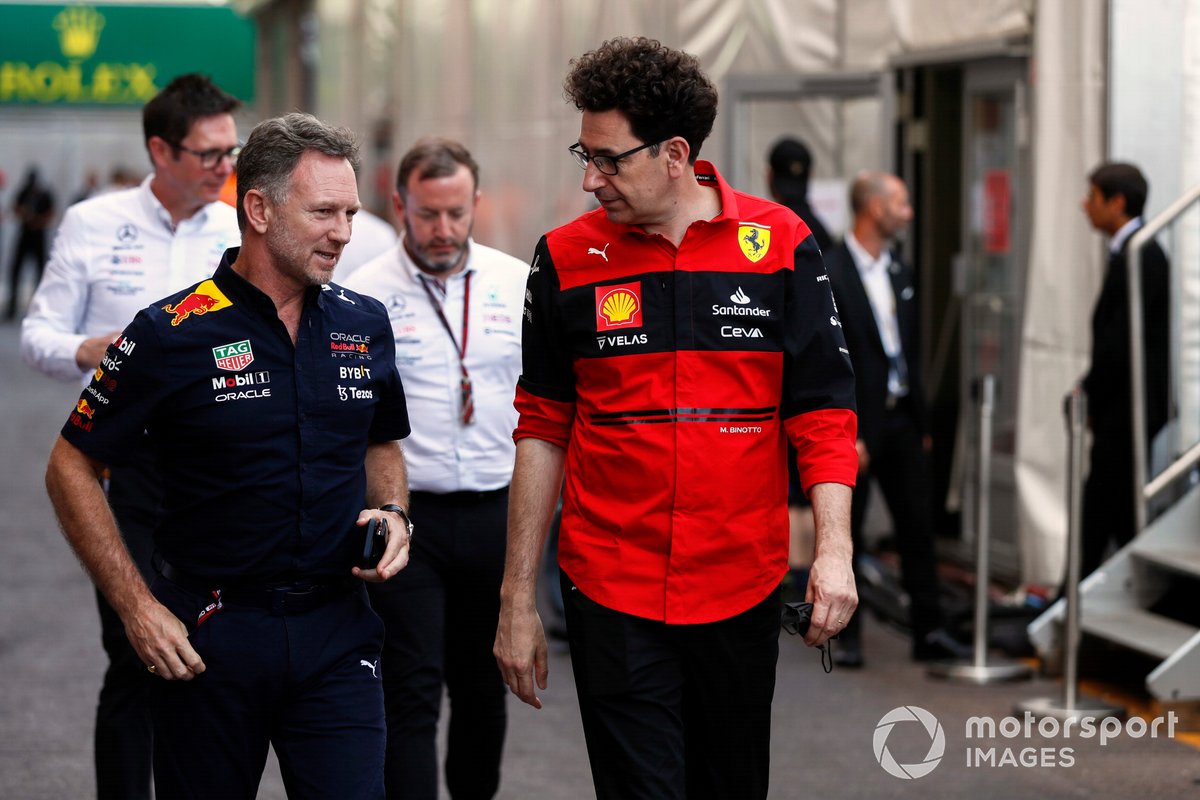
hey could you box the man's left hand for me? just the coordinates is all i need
[804,551,858,647]
[351,509,411,582]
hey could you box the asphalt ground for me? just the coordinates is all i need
[2,316,1198,799]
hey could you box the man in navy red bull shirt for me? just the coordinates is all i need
[493,37,859,800]
[21,73,242,800]
[46,112,412,799]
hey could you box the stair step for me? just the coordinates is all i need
[1081,608,1199,660]
[1131,541,1200,579]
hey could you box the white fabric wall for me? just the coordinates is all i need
[1013,1,1107,585]
[1180,6,1200,452]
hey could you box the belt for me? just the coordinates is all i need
[411,486,509,505]
[157,560,357,614]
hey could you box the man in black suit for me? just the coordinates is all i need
[1080,162,1170,577]
[826,171,967,666]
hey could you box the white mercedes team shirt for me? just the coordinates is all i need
[21,176,240,384]
[343,238,527,492]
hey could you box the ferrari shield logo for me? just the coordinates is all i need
[738,224,771,262]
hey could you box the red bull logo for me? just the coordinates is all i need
[164,293,219,326]
[162,279,232,326]
[75,398,96,418]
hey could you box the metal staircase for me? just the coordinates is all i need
[1027,478,1200,701]
[1027,183,1200,703]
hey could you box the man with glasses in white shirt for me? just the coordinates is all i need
[20,72,241,800]
[343,137,527,800]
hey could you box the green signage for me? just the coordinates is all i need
[0,4,255,106]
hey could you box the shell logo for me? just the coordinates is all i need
[595,282,643,331]
[602,291,638,323]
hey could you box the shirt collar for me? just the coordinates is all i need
[693,160,739,221]
[139,174,221,234]
[1110,216,1143,254]
[845,230,892,276]
[602,160,738,237]
[211,247,323,315]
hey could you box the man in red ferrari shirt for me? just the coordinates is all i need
[493,37,859,800]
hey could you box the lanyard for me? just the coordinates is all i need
[418,271,475,425]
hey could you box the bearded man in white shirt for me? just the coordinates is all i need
[20,73,242,800]
[342,137,527,800]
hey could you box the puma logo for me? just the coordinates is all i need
[360,659,378,678]
[587,243,610,262]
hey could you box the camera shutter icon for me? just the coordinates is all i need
[873,705,945,779]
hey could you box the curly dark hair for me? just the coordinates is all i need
[564,37,717,164]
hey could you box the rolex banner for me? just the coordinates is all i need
[0,4,255,106]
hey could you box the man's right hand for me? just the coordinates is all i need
[494,598,549,709]
[75,330,121,371]
[124,596,205,681]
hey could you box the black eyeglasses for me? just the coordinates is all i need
[174,143,241,170]
[568,140,660,176]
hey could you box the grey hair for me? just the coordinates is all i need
[236,112,360,231]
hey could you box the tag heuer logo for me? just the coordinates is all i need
[213,340,254,371]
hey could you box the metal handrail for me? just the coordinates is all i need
[1128,181,1200,531]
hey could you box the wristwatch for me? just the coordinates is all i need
[379,503,414,538]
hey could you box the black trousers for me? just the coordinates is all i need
[562,572,781,800]
[367,489,508,800]
[845,398,943,649]
[95,463,160,800]
[1081,422,1138,578]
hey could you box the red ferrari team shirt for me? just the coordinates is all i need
[515,162,857,624]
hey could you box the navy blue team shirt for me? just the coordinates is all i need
[61,248,411,583]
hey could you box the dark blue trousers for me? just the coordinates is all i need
[562,573,781,800]
[367,488,508,800]
[149,575,386,800]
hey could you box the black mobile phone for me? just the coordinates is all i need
[359,517,388,569]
